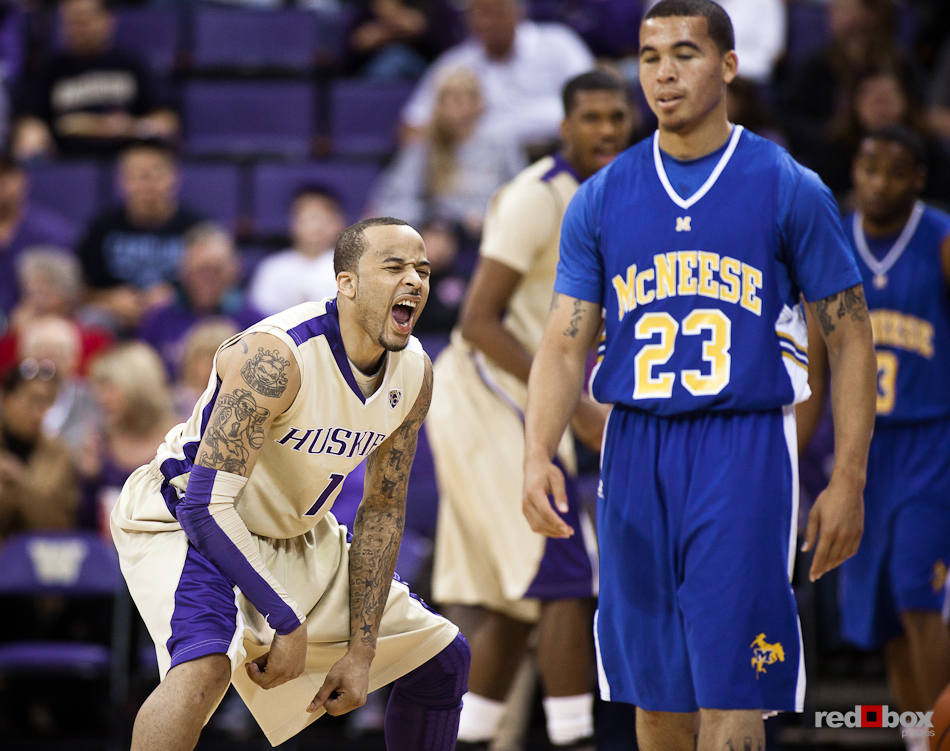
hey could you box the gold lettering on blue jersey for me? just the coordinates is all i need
[869,309,935,358]
[719,256,741,304]
[611,252,764,322]
[697,251,719,299]
[675,216,692,232]
[655,252,677,300]
[611,263,638,320]
[676,251,698,296]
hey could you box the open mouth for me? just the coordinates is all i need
[391,299,418,333]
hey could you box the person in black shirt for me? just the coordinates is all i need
[78,140,203,333]
[12,0,177,160]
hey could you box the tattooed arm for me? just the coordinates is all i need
[800,284,876,582]
[309,356,433,716]
[523,293,602,538]
[178,331,308,690]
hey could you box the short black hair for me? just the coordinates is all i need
[862,125,927,167]
[334,217,412,276]
[644,0,735,54]
[561,70,628,116]
[291,183,344,213]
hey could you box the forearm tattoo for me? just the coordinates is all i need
[348,365,432,650]
[196,388,269,474]
[241,347,291,397]
[813,284,868,336]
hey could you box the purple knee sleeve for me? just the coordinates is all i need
[384,632,470,750]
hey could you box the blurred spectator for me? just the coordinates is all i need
[780,0,920,171]
[87,342,175,537]
[726,77,786,147]
[16,316,101,496]
[817,67,950,199]
[137,223,263,376]
[11,0,178,161]
[0,156,76,318]
[172,318,238,420]
[77,139,204,333]
[0,359,79,544]
[0,247,113,376]
[400,0,593,152]
[644,0,785,83]
[344,0,464,80]
[248,185,345,315]
[369,67,524,248]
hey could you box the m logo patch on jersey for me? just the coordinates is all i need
[388,389,402,408]
[750,632,785,677]
[675,216,692,232]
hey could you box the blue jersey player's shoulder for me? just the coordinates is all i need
[921,203,950,238]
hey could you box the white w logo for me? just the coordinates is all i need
[675,216,692,232]
[28,539,88,585]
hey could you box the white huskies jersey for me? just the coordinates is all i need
[128,298,426,539]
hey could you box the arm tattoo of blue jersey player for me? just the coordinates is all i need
[814,284,868,336]
[348,361,432,650]
[241,347,291,397]
[196,387,270,474]
[564,298,586,338]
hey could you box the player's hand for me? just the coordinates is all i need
[307,649,372,715]
[801,477,864,582]
[570,397,610,452]
[522,454,574,539]
[245,620,307,689]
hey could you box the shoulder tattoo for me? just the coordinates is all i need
[241,347,291,398]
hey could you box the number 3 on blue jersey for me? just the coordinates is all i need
[633,308,732,399]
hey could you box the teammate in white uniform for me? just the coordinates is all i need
[428,71,634,750]
[112,218,469,749]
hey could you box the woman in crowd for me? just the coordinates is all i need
[0,358,78,543]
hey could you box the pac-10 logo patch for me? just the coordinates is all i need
[388,389,402,408]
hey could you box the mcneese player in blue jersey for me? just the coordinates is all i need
[522,1,877,749]
[801,126,950,750]
[110,218,469,750]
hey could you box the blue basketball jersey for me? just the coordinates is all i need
[556,126,860,415]
[845,202,950,423]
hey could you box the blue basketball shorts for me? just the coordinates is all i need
[594,406,804,713]
[838,416,950,649]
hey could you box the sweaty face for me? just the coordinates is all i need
[852,138,923,226]
[638,16,735,135]
[353,225,430,352]
[561,90,634,178]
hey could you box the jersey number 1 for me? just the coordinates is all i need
[305,473,345,516]
[633,309,732,399]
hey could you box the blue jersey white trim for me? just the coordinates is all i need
[652,125,743,209]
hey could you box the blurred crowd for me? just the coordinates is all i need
[0,0,949,745]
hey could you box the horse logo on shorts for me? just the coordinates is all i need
[389,389,401,408]
[750,633,785,677]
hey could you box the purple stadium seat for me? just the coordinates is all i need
[0,532,130,743]
[179,162,243,233]
[184,80,316,158]
[114,7,181,74]
[191,7,321,71]
[27,161,104,228]
[329,79,414,157]
[251,161,381,236]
